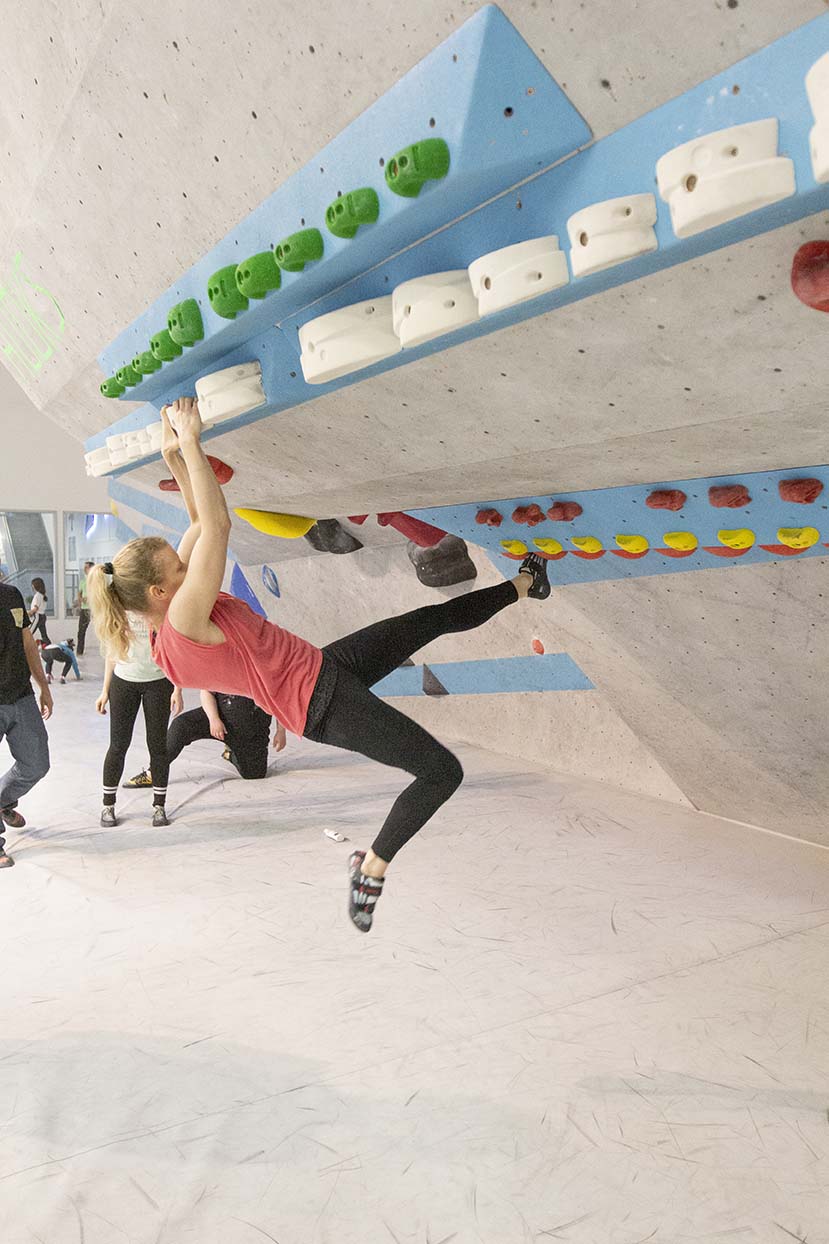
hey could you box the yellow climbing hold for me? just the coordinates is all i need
[234,508,317,538]
[777,526,819,549]
[500,539,528,556]
[571,535,603,553]
[717,528,755,550]
[109,501,119,517]
[614,534,649,554]
[533,537,563,555]
[663,531,698,551]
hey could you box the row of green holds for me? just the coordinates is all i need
[101,298,206,395]
[209,139,450,319]
[101,139,451,387]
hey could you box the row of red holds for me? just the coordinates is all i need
[476,500,585,527]
[477,476,823,530]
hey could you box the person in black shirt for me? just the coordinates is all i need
[124,689,284,788]
[1,582,53,868]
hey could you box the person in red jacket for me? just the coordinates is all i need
[88,398,550,932]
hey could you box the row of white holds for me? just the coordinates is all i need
[298,46,829,388]
[90,52,829,459]
[85,363,267,475]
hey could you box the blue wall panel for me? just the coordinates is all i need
[88,12,829,474]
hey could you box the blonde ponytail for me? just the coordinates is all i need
[87,537,169,661]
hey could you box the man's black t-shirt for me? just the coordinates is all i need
[0,583,34,704]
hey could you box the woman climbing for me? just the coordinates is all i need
[88,398,551,932]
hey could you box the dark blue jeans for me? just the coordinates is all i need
[0,693,50,847]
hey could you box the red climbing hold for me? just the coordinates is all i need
[160,455,233,490]
[546,501,583,522]
[708,484,751,509]
[475,508,503,527]
[778,478,823,504]
[348,514,370,525]
[512,504,546,526]
[791,240,829,313]
[646,489,686,512]
[376,512,446,547]
[531,638,545,655]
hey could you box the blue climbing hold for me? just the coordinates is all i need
[261,564,281,598]
[230,562,266,618]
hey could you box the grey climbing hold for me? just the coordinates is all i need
[422,664,450,696]
[407,534,477,587]
[304,519,363,554]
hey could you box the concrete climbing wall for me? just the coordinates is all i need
[1,1,828,840]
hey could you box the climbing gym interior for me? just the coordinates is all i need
[1,2,828,1240]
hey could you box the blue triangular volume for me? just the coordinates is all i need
[230,563,267,618]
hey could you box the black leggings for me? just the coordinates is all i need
[103,674,172,806]
[31,615,51,646]
[44,654,72,677]
[306,580,518,862]
[167,706,270,779]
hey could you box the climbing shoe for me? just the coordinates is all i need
[100,806,118,827]
[518,552,551,599]
[123,769,152,789]
[348,850,385,933]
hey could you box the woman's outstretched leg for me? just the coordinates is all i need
[323,559,548,690]
[307,669,464,932]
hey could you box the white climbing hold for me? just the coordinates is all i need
[392,270,479,348]
[566,194,658,278]
[656,119,795,238]
[806,51,829,183]
[299,296,400,384]
[468,237,569,316]
[195,360,266,425]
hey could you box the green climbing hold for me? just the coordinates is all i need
[115,362,141,387]
[132,350,162,376]
[325,188,380,239]
[168,298,204,347]
[207,265,249,319]
[235,251,282,299]
[274,228,324,273]
[150,329,183,362]
[384,138,450,198]
[100,376,125,398]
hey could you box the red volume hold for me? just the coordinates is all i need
[791,241,829,313]
[709,484,751,509]
[475,508,503,527]
[160,455,233,491]
[646,489,686,512]
[512,504,546,526]
[546,501,583,522]
[778,478,823,504]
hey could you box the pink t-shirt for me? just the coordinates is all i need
[151,592,323,737]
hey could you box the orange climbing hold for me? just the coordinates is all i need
[531,638,545,655]
[646,489,686,512]
[778,478,823,504]
[547,501,583,522]
[512,504,546,526]
[709,484,751,508]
